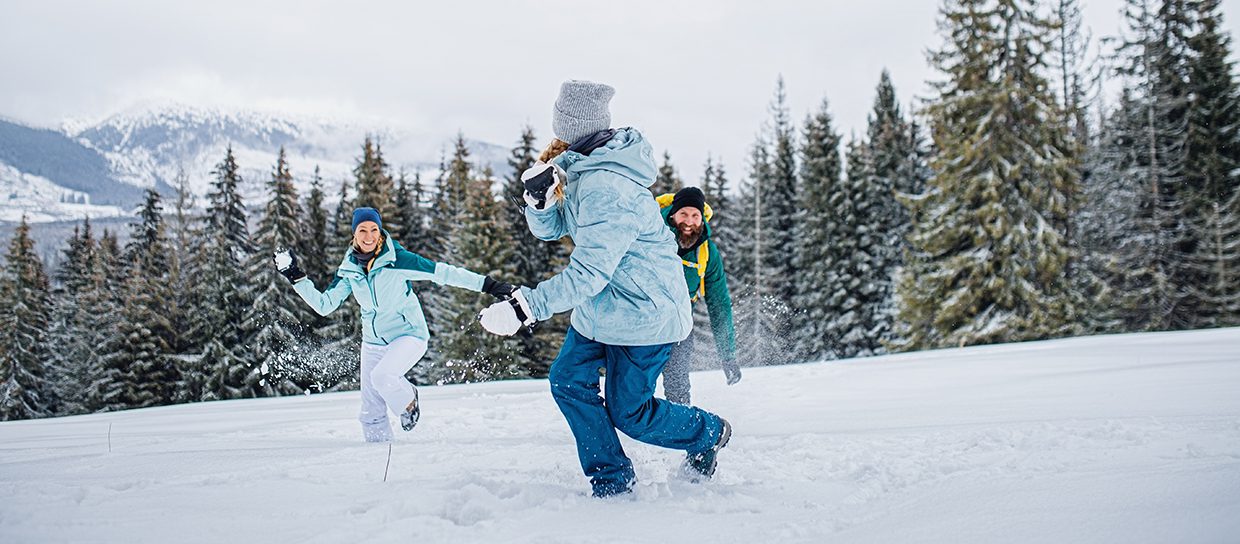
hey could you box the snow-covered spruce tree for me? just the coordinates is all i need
[1095,0,1195,332]
[97,190,179,410]
[194,146,262,400]
[353,137,400,234]
[791,98,846,362]
[409,172,433,255]
[300,166,332,291]
[83,230,124,411]
[422,135,482,384]
[652,151,684,196]
[702,155,736,252]
[438,166,524,382]
[331,178,355,259]
[896,0,1079,350]
[864,70,922,352]
[242,148,310,395]
[392,169,432,255]
[166,172,211,402]
[500,126,569,377]
[1192,189,1240,324]
[730,131,796,366]
[419,139,471,384]
[767,77,801,310]
[729,79,802,366]
[1074,96,1130,334]
[318,177,360,346]
[45,221,95,415]
[0,216,52,420]
[687,155,736,368]
[1185,0,1240,327]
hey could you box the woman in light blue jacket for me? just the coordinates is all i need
[276,208,513,442]
[479,80,731,498]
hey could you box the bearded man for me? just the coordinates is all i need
[658,186,741,406]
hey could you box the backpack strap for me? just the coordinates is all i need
[682,243,709,302]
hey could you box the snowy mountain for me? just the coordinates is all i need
[0,103,514,223]
[1,328,1237,543]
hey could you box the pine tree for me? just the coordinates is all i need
[1097,0,1195,331]
[423,135,480,384]
[688,155,735,368]
[701,155,735,251]
[500,126,569,377]
[438,166,525,382]
[83,230,124,411]
[195,146,261,400]
[96,190,179,410]
[653,151,684,196]
[391,169,426,254]
[406,172,432,255]
[301,166,332,289]
[0,216,52,420]
[46,221,102,415]
[767,77,801,308]
[864,71,922,352]
[1185,0,1240,327]
[897,0,1079,349]
[321,177,360,343]
[422,137,479,374]
[167,171,206,402]
[353,137,399,228]
[792,98,846,361]
[242,148,310,395]
[729,132,795,366]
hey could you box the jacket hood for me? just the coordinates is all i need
[555,127,657,189]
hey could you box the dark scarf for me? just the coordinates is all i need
[351,235,385,272]
[569,129,616,156]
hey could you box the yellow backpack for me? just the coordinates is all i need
[656,193,713,302]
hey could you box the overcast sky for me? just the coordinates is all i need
[3,0,1240,180]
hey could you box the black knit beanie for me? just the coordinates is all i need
[669,187,706,217]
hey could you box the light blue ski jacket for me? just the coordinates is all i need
[292,233,485,345]
[521,128,693,346]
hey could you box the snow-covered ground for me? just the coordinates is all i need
[2,328,1239,543]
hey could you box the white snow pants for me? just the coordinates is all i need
[358,336,428,442]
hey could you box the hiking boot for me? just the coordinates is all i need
[591,478,636,499]
[400,388,420,431]
[684,417,731,480]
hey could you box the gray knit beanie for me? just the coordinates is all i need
[552,80,615,146]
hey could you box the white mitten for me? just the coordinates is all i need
[478,289,536,336]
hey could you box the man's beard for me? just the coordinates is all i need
[674,221,703,249]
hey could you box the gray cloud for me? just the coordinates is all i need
[3,0,1239,182]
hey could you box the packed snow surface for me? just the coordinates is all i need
[2,328,1238,543]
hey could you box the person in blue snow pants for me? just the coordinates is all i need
[477,80,732,498]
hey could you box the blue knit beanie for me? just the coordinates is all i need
[352,207,382,231]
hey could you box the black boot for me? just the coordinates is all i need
[684,417,731,481]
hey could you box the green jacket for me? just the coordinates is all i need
[659,204,737,361]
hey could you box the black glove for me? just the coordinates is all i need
[521,162,561,210]
[273,248,306,283]
[482,276,518,299]
[722,359,742,385]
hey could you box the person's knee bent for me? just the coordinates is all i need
[370,366,406,397]
[548,357,596,391]
[607,397,657,438]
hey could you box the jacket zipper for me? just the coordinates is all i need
[365,266,387,344]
